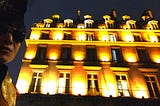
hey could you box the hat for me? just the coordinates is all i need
[0,0,28,30]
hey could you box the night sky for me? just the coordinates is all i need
[7,0,160,84]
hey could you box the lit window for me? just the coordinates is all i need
[29,70,43,93]
[111,48,123,62]
[58,73,70,94]
[84,19,94,28]
[64,19,73,28]
[87,34,94,41]
[109,34,117,41]
[147,20,159,30]
[116,75,130,97]
[43,18,53,28]
[88,74,99,96]
[145,76,159,98]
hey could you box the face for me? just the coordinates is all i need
[0,30,22,64]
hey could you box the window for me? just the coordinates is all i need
[40,32,49,39]
[35,45,47,60]
[88,74,99,95]
[109,33,117,41]
[58,73,70,94]
[29,70,43,93]
[64,32,72,40]
[60,46,72,61]
[137,49,150,63]
[145,76,159,98]
[155,33,160,42]
[111,48,123,62]
[87,33,94,41]
[133,34,142,42]
[86,47,97,61]
[116,75,130,96]
[84,19,94,28]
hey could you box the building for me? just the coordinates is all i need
[16,9,160,106]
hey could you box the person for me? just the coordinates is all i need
[0,0,28,105]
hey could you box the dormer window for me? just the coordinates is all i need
[43,18,53,28]
[84,19,94,28]
[64,19,73,28]
[126,20,136,29]
[103,15,115,28]
[147,20,159,30]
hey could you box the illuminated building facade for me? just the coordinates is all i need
[16,10,160,106]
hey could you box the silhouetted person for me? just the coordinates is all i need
[0,0,28,105]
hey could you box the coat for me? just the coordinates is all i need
[0,64,17,106]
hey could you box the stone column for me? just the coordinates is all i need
[16,61,33,94]
[128,63,149,98]
[70,61,87,95]
[99,62,117,97]
[41,61,59,94]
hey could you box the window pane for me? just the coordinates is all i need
[147,82,154,97]
[122,76,126,80]
[152,82,159,97]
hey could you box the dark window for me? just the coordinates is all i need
[157,36,160,42]
[86,47,97,61]
[137,49,150,63]
[86,23,92,28]
[145,76,159,98]
[40,33,49,39]
[111,48,123,62]
[35,45,47,60]
[64,33,72,40]
[60,46,72,61]
[133,34,142,42]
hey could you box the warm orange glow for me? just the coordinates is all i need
[74,52,84,61]
[72,81,86,95]
[98,31,109,41]
[134,87,149,98]
[126,53,137,62]
[76,32,86,41]
[58,78,65,93]
[30,30,41,40]
[152,55,160,63]
[125,34,134,42]
[150,36,158,42]
[55,32,63,40]
[24,51,35,59]
[102,82,117,97]
[50,31,63,40]
[100,53,110,61]
[16,79,29,94]
[49,52,58,60]
[121,31,134,42]
[41,80,57,94]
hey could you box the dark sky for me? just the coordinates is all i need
[7,0,160,84]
